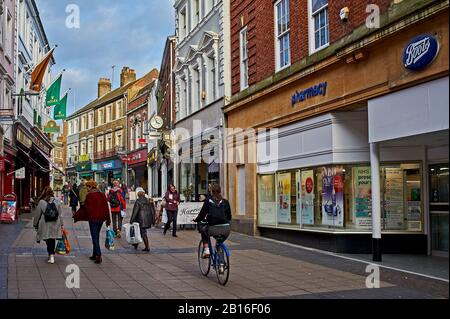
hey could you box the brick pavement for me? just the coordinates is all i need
[0,205,448,299]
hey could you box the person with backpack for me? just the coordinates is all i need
[33,187,64,264]
[193,183,232,258]
[73,181,111,264]
[69,183,79,217]
[130,187,156,252]
[108,180,126,238]
[163,184,180,237]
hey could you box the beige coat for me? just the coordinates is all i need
[33,198,64,242]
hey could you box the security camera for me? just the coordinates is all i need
[340,7,349,22]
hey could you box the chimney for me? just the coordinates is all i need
[98,78,111,98]
[120,67,137,87]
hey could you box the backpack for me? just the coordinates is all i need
[109,191,120,208]
[43,200,59,222]
[206,199,229,226]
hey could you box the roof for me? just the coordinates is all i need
[67,69,159,120]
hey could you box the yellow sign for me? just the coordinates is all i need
[79,154,90,162]
[44,120,60,133]
[147,148,158,166]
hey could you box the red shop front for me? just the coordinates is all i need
[128,149,148,192]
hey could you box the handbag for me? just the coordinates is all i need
[56,239,67,255]
[105,227,115,250]
[61,227,71,254]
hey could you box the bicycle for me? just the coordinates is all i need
[197,223,230,286]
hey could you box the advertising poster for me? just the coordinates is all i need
[322,166,344,227]
[383,168,404,230]
[353,167,372,229]
[300,170,315,225]
[258,175,277,226]
[277,172,291,224]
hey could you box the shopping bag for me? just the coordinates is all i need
[105,227,115,250]
[122,223,143,245]
[61,227,71,254]
[56,239,67,255]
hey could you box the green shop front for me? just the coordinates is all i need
[76,162,94,181]
[93,160,123,186]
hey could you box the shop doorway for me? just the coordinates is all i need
[429,164,449,257]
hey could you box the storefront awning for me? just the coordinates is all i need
[33,145,65,176]
[16,145,50,173]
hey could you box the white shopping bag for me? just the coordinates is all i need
[120,210,126,218]
[122,223,143,245]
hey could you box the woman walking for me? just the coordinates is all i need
[69,183,79,217]
[163,184,180,237]
[33,187,64,264]
[74,181,111,264]
[130,187,155,252]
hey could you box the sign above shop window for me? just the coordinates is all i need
[16,129,33,149]
[403,34,439,71]
[292,82,328,106]
[15,167,26,179]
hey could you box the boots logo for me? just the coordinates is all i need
[403,35,439,71]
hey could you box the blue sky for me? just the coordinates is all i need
[36,0,174,115]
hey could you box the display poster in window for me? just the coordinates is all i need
[383,168,404,230]
[353,167,372,229]
[299,170,315,225]
[277,172,291,224]
[258,175,277,226]
[322,166,344,227]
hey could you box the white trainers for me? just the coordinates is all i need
[48,255,55,264]
[202,247,210,259]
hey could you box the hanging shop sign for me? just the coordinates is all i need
[291,82,328,106]
[16,128,33,149]
[128,149,148,166]
[79,154,90,162]
[15,167,26,179]
[403,34,439,71]
[43,120,60,133]
[147,148,158,166]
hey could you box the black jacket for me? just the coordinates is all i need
[130,197,156,229]
[194,197,232,226]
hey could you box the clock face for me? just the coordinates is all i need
[150,116,164,129]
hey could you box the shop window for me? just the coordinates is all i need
[258,174,277,226]
[237,165,246,215]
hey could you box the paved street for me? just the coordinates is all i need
[0,206,448,299]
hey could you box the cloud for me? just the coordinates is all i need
[36,0,174,113]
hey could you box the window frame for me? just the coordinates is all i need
[274,0,291,72]
[240,26,249,91]
[308,0,329,54]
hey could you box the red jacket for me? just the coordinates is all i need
[108,188,126,213]
[74,190,111,224]
[164,190,180,211]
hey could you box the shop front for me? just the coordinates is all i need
[224,9,449,254]
[76,162,94,181]
[148,147,161,197]
[93,160,123,187]
[128,149,148,192]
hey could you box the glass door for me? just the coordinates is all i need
[430,164,449,257]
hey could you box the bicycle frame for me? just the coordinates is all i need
[208,238,230,266]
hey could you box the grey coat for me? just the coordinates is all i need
[33,198,64,242]
[130,197,155,230]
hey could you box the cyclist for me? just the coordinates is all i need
[193,183,232,259]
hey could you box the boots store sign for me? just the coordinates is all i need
[403,34,439,71]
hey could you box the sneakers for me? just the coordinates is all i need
[202,247,210,259]
[48,255,55,264]
[94,256,102,264]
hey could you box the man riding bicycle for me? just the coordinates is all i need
[193,183,232,258]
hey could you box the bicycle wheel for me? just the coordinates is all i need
[198,240,211,276]
[215,245,230,286]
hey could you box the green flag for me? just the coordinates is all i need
[54,93,67,120]
[46,73,62,107]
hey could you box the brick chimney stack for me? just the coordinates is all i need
[98,78,111,98]
[120,67,137,87]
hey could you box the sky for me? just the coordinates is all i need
[36,0,175,116]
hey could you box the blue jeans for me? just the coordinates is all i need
[89,221,103,257]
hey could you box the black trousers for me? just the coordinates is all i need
[164,210,178,235]
[45,239,56,255]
